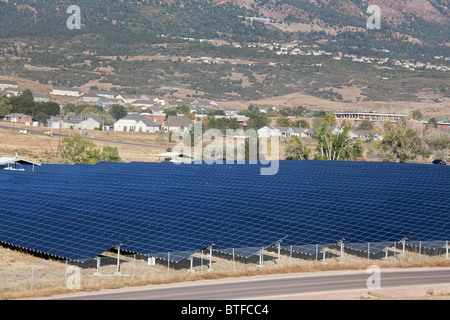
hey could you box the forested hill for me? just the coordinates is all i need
[0,0,448,57]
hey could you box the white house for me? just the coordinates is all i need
[257,126,297,138]
[50,86,82,97]
[88,90,116,100]
[257,126,282,138]
[114,114,159,133]
[0,80,19,90]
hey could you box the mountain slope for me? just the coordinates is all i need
[0,0,448,105]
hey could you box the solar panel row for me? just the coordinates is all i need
[0,160,448,262]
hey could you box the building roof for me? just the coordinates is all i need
[165,115,192,128]
[0,156,40,167]
[119,114,159,127]
[132,99,155,106]
[52,86,82,93]
[5,113,32,118]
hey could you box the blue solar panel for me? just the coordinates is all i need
[0,160,448,262]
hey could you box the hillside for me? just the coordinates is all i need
[0,0,448,111]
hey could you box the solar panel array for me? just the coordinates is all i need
[0,160,448,262]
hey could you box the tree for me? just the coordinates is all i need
[175,104,190,114]
[0,98,13,117]
[373,119,431,162]
[100,146,122,162]
[60,135,101,164]
[284,136,310,160]
[109,104,127,120]
[425,118,438,130]
[357,119,374,131]
[35,112,49,123]
[81,106,102,114]
[163,108,178,117]
[60,135,122,164]
[314,112,363,161]
[411,110,423,121]
[276,117,293,127]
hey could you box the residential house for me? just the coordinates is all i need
[33,94,50,103]
[164,115,193,133]
[257,126,282,138]
[0,87,22,97]
[116,94,141,105]
[258,126,297,138]
[88,90,117,100]
[131,100,155,110]
[50,86,83,97]
[353,130,372,141]
[48,113,103,131]
[100,98,125,110]
[114,114,159,133]
[0,80,19,90]
[142,113,166,126]
[79,93,102,104]
[4,113,33,124]
[300,128,315,138]
[229,115,249,128]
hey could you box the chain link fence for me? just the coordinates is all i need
[1,241,448,296]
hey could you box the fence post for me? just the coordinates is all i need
[445,241,448,261]
[232,248,235,272]
[209,246,213,271]
[290,245,292,266]
[402,239,406,258]
[30,263,35,289]
[200,250,203,273]
[115,245,121,275]
[394,242,397,260]
[64,260,68,285]
[132,254,136,280]
[277,242,281,265]
[419,241,422,260]
[189,256,194,273]
[167,252,170,274]
[367,243,370,261]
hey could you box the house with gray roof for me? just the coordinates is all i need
[48,113,103,130]
[114,114,160,133]
[164,115,193,133]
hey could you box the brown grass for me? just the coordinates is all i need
[1,242,449,300]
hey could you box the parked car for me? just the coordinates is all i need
[432,159,446,165]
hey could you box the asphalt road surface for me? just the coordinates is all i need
[47,268,450,300]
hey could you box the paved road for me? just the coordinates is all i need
[48,268,450,300]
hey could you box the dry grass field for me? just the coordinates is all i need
[0,243,449,300]
[0,122,172,164]
[0,122,302,163]
[217,91,450,117]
